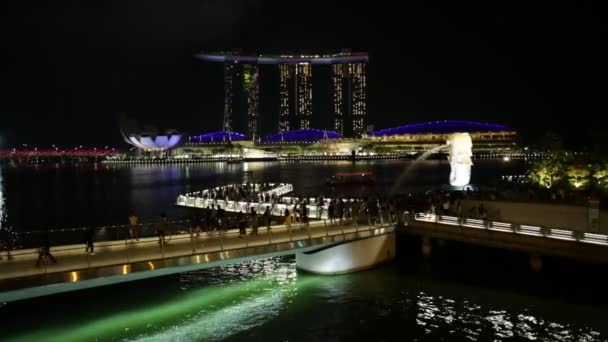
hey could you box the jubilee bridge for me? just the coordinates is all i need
[3,183,608,303]
[0,183,396,302]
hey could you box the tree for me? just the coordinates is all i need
[566,164,590,190]
[528,156,566,189]
[593,163,608,191]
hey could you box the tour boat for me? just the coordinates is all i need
[326,172,375,186]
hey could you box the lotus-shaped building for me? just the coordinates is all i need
[126,134,183,151]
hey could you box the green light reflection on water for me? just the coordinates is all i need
[7,265,322,342]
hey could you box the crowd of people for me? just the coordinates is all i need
[195,182,282,204]
[10,182,596,267]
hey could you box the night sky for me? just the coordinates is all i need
[1,1,596,149]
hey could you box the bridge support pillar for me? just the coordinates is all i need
[421,237,432,258]
[530,254,543,272]
[296,231,395,274]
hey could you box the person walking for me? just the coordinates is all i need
[264,207,271,231]
[35,233,57,267]
[128,210,139,241]
[190,210,201,238]
[84,227,95,255]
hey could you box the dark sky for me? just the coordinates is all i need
[1,1,596,149]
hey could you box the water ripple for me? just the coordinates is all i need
[413,292,604,341]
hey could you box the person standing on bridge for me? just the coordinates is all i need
[301,201,309,229]
[264,207,271,231]
[250,208,259,236]
[284,208,291,229]
[128,210,139,241]
[328,201,336,225]
[157,213,168,246]
[238,210,247,237]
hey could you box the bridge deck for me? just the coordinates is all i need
[0,220,393,301]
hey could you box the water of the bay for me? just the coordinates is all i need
[0,160,523,231]
[1,248,607,341]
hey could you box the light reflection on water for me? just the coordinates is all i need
[0,168,17,250]
[412,293,604,341]
[126,258,300,342]
[2,258,607,341]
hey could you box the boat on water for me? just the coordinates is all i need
[326,172,375,186]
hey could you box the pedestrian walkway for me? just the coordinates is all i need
[0,219,394,302]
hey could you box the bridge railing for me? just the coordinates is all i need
[182,183,294,200]
[413,213,608,246]
[3,220,192,250]
[177,196,335,220]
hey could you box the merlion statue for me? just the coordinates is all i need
[447,133,473,187]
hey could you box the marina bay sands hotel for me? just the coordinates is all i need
[196,50,369,140]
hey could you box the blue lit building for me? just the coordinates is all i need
[371,120,511,137]
[367,120,517,153]
[262,129,342,143]
[189,131,247,144]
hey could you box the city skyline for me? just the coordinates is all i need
[0,2,596,150]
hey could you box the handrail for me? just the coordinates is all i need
[0,217,396,281]
[413,213,608,246]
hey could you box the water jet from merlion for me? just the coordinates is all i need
[447,133,473,187]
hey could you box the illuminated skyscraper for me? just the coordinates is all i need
[332,62,367,137]
[332,64,345,135]
[350,63,367,137]
[279,63,312,131]
[243,64,260,140]
[220,60,259,140]
[278,64,293,132]
[295,63,312,130]
[223,62,235,133]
